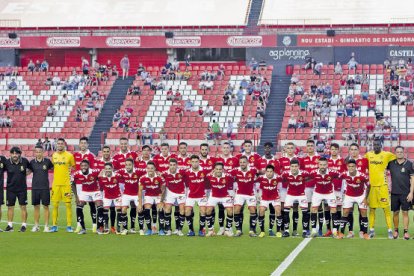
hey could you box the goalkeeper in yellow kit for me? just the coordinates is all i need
[364,139,396,239]
[49,138,75,232]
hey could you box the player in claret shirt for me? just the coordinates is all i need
[338,159,370,240]
[73,137,97,233]
[231,155,258,237]
[183,155,208,237]
[153,143,177,173]
[279,142,300,236]
[326,143,347,237]
[235,140,261,170]
[162,158,186,236]
[299,139,321,234]
[199,143,215,173]
[112,137,139,171]
[98,163,121,234]
[258,142,281,236]
[280,159,311,238]
[72,160,104,235]
[345,143,369,237]
[176,142,191,171]
[205,162,235,237]
[138,162,166,236]
[309,157,341,238]
[94,145,116,232]
[117,158,141,235]
[214,142,237,235]
[256,164,283,238]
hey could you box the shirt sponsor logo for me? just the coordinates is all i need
[46,37,80,47]
[106,37,141,47]
[0,37,20,48]
[227,36,263,47]
[166,36,201,47]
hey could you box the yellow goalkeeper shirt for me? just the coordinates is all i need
[52,151,75,186]
[364,151,396,186]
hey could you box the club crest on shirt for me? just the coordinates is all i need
[247,173,252,178]
[177,174,182,179]
[298,176,303,181]
[134,175,138,178]
[200,173,204,177]
[154,180,159,185]
[222,179,226,184]
[89,176,94,181]
[327,177,331,181]
[0,163,3,168]
[20,166,24,171]
[43,165,47,170]
[229,160,233,165]
[113,179,117,184]
[208,160,212,165]
[356,179,361,183]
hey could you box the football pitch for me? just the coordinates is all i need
[1,193,413,276]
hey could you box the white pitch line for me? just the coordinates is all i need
[271,238,312,276]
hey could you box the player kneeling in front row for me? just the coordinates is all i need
[72,160,104,234]
[98,163,122,234]
[257,165,283,238]
[138,162,166,236]
[205,162,235,237]
[162,159,186,236]
[338,159,370,240]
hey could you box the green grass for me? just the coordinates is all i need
[1,192,412,275]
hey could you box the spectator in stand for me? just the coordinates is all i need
[245,115,254,129]
[51,73,61,86]
[390,91,399,105]
[216,64,225,80]
[14,98,24,111]
[27,59,35,72]
[249,58,258,70]
[255,114,263,129]
[231,95,238,106]
[174,102,183,121]
[120,54,130,80]
[142,122,154,145]
[297,116,306,129]
[34,60,41,71]
[336,104,345,117]
[211,120,222,146]
[137,63,145,76]
[285,94,295,106]
[118,116,129,130]
[347,77,355,89]
[367,97,377,115]
[47,104,56,117]
[352,100,361,111]
[319,116,329,129]
[43,137,52,152]
[59,94,69,106]
[236,87,244,106]
[204,104,214,116]
[314,62,323,75]
[184,99,194,112]
[113,110,121,122]
[183,69,192,81]
[198,106,204,117]
[223,94,230,106]
[8,79,17,90]
[91,89,100,101]
[288,115,297,130]
[95,100,102,113]
[166,87,174,101]
[3,116,12,127]
[36,139,43,148]
[347,57,358,70]
[81,56,89,75]
[334,62,342,74]
[226,120,233,140]
[240,78,249,89]
[40,60,49,72]
[345,103,354,117]
[158,128,167,143]
[85,99,94,111]
[256,103,265,117]
[362,89,369,100]
[391,127,399,142]
[81,110,89,122]
[174,90,182,101]
[304,57,316,70]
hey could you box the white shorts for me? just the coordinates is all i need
[305,187,314,203]
[234,194,257,207]
[334,190,343,206]
[185,197,208,208]
[121,194,138,207]
[284,194,308,209]
[103,197,121,208]
[279,187,287,203]
[259,199,281,208]
[76,185,82,196]
[164,189,186,205]
[144,195,161,205]
[206,196,233,208]
[79,190,102,202]
[343,194,367,210]
[311,192,337,208]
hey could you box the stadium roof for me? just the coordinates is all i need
[0,0,250,28]
[259,0,414,26]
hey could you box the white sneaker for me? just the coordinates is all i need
[92,224,97,233]
[139,230,145,236]
[166,230,172,236]
[43,226,50,233]
[31,225,40,232]
[206,230,216,237]
[129,228,137,234]
[224,230,234,237]
[217,227,225,236]
[346,231,355,239]
[172,229,179,235]
[177,230,184,236]
[120,229,128,236]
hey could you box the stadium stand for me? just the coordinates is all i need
[278,63,414,158]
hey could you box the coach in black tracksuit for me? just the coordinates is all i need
[4,147,31,232]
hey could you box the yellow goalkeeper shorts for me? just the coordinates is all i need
[368,185,390,208]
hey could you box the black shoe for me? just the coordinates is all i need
[19,225,26,232]
[4,225,14,232]
[282,231,290,238]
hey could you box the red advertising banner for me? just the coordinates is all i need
[0,35,277,49]
[297,34,414,47]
